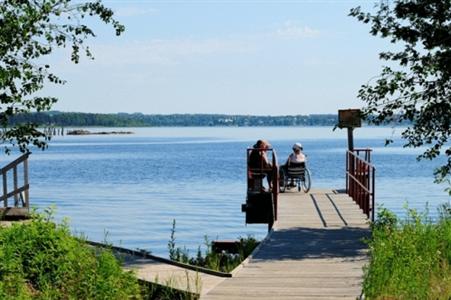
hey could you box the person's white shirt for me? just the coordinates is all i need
[288,152,305,163]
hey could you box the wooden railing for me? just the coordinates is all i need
[1,153,30,212]
[346,149,375,221]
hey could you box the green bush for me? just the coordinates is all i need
[168,219,259,273]
[363,205,451,299]
[0,209,141,299]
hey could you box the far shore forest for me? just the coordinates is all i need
[8,111,387,127]
[11,111,337,127]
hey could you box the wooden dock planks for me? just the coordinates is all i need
[121,252,226,295]
[121,189,370,299]
[202,189,370,300]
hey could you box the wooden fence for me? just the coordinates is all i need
[1,153,30,217]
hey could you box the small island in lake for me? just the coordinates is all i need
[66,129,134,135]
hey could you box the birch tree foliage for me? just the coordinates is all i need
[0,0,124,153]
[350,0,451,185]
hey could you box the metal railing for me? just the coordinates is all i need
[1,153,30,211]
[346,149,375,221]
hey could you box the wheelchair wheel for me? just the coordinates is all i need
[279,169,287,193]
[301,168,311,193]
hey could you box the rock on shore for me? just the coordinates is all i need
[66,129,133,135]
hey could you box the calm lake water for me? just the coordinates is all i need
[2,127,449,257]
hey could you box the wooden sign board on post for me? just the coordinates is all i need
[338,109,362,129]
[338,109,361,152]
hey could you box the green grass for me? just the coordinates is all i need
[140,282,198,300]
[168,219,259,273]
[0,211,258,299]
[0,208,142,299]
[363,204,451,299]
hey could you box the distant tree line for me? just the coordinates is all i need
[9,112,340,127]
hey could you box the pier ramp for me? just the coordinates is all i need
[202,189,370,300]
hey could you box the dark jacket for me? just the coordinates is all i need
[249,149,271,170]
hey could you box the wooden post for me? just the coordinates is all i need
[347,128,355,199]
[347,127,354,151]
[24,158,29,208]
[13,166,18,206]
[338,109,361,152]
[2,172,7,208]
[339,109,360,200]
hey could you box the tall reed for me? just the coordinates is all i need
[168,219,258,272]
[363,204,451,299]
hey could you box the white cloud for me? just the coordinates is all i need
[274,21,320,39]
[91,37,255,66]
[49,21,321,70]
[114,7,158,18]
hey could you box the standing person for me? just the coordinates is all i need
[248,139,273,190]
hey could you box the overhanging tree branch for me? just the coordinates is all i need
[0,0,124,154]
[350,0,451,186]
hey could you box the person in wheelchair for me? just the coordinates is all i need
[281,142,306,188]
[248,139,273,191]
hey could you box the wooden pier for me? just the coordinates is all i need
[0,143,372,298]
[120,251,226,295]
[202,189,370,299]
[120,189,370,299]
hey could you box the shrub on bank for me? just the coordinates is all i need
[168,219,259,273]
[363,205,451,299]
[0,209,141,299]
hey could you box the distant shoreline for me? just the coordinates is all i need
[11,111,410,128]
[12,111,339,127]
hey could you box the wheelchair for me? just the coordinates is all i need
[279,162,311,193]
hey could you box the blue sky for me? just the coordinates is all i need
[44,0,390,115]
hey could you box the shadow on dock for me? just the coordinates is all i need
[252,226,370,261]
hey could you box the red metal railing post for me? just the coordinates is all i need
[345,149,375,220]
[272,150,278,221]
[345,151,349,194]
